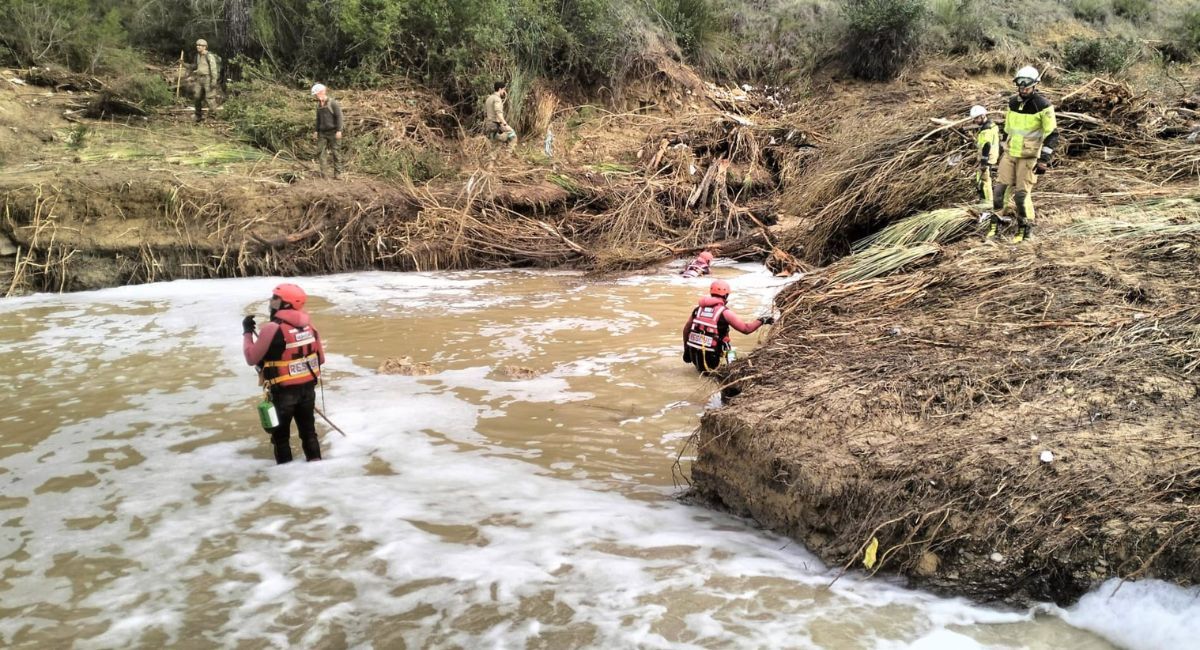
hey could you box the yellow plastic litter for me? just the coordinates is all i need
[863,537,879,569]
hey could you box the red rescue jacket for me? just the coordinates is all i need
[244,309,325,387]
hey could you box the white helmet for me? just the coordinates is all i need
[310,83,326,96]
[1013,66,1040,87]
[969,105,988,119]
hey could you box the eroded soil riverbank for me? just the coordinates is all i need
[691,197,1200,606]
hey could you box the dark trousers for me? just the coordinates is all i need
[683,345,723,373]
[269,382,321,464]
[316,131,342,176]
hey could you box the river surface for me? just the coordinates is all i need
[1,265,1196,649]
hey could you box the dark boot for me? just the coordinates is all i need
[1012,222,1032,243]
[985,213,999,239]
[301,434,322,461]
[273,441,294,464]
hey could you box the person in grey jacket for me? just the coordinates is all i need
[311,83,343,179]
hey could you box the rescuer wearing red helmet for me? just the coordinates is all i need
[681,250,715,278]
[682,279,774,373]
[242,283,326,464]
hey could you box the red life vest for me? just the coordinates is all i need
[261,322,321,387]
[681,260,710,278]
[686,303,727,354]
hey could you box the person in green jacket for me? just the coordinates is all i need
[192,39,220,122]
[311,83,344,179]
[969,105,999,205]
[988,66,1059,243]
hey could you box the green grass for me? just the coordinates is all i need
[830,242,942,283]
[852,208,977,252]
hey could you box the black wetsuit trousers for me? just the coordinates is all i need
[269,382,321,464]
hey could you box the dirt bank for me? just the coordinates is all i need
[689,195,1200,605]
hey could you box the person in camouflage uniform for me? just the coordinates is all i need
[192,38,220,122]
[311,84,344,179]
[484,81,517,151]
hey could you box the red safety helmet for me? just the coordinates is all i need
[698,251,714,263]
[709,279,731,297]
[272,283,307,310]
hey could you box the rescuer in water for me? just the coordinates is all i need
[681,251,714,278]
[243,283,326,464]
[683,279,774,373]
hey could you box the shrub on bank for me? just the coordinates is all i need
[840,0,927,81]
[1061,36,1140,73]
[927,0,993,55]
[1070,0,1108,24]
[111,73,174,109]
[0,0,134,72]
[653,0,728,71]
[220,83,311,153]
[1169,8,1200,61]
[1111,0,1151,24]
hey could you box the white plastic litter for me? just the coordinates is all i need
[1040,450,1054,463]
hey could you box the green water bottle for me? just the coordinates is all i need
[257,398,279,431]
[726,347,737,364]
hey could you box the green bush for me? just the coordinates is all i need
[1070,0,1108,24]
[0,0,132,72]
[1061,36,1140,73]
[1167,8,1200,61]
[712,0,838,82]
[349,132,451,182]
[112,73,174,109]
[1111,0,1151,24]
[654,0,729,71]
[220,82,311,152]
[927,0,992,55]
[841,0,927,81]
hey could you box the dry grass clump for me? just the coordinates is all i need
[776,107,974,264]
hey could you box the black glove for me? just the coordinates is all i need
[1035,160,1048,175]
[242,315,256,334]
[760,316,775,325]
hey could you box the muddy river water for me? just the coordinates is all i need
[1,265,1195,649]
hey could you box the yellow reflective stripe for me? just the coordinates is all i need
[268,371,320,385]
[262,353,319,368]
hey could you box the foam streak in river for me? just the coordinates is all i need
[0,270,1195,648]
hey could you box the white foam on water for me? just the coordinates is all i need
[1056,578,1200,650]
[1,270,1183,649]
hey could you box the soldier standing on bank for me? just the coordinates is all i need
[192,39,220,122]
[311,83,344,179]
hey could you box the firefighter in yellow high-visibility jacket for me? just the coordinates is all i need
[988,66,1059,243]
[970,105,999,205]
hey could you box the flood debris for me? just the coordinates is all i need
[377,357,435,376]
[688,196,1200,605]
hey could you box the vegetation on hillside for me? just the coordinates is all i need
[3,0,1198,97]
